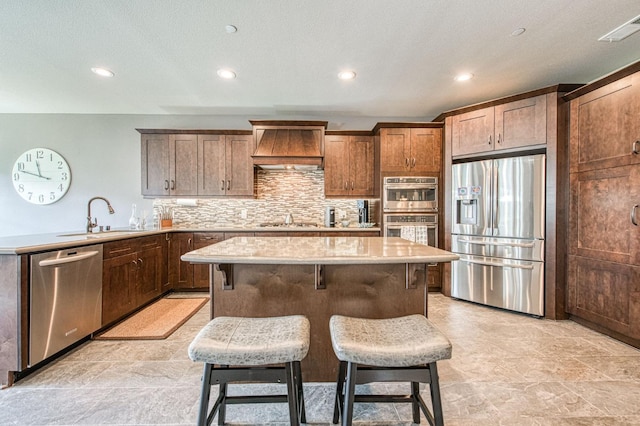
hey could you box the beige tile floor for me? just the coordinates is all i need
[1,293,640,425]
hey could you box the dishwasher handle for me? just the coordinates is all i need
[38,250,100,267]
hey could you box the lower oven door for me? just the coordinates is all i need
[451,254,544,316]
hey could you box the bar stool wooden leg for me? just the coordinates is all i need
[285,362,300,426]
[293,361,306,424]
[342,362,358,426]
[197,363,213,426]
[332,361,347,424]
[429,362,445,426]
[411,381,421,424]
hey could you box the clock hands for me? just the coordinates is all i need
[20,169,51,180]
[36,160,43,177]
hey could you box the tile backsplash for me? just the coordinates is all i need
[153,170,378,227]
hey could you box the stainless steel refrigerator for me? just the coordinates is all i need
[451,154,545,316]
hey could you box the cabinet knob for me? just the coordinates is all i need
[164,180,169,190]
[411,158,416,168]
[138,258,143,266]
[497,133,502,145]
[488,135,492,145]
[405,158,410,167]
[344,181,348,190]
[227,180,231,191]
[633,140,639,155]
[170,180,175,190]
[632,204,639,226]
[221,180,225,191]
[351,181,354,190]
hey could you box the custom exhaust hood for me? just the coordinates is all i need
[250,120,327,170]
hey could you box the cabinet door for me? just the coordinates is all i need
[136,243,163,306]
[567,255,640,340]
[102,252,137,325]
[380,128,411,172]
[193,233,225,289]
[198,135,226,196]
[569,72,640,173]
[410,128,441,173]
[348,136,375,195]
[495,95,547,150]
[569,165,640,265]
[141,134,170,196]
[168,233,193,288]
[324,135,350,196]
[169,134,198,196]
[225,135,255,196]
[451,106,495,156]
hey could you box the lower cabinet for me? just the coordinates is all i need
[102,235,165,326]
[168,232,237,290]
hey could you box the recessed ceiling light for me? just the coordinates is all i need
[217,68,236,79]
[225,25,238,33]
[338,70,356,80]
[91,67,114,77]
[511,28,526,37]
[454,73,474,82]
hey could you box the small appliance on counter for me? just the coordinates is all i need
[325,206,335,227]
[357,200,369,224]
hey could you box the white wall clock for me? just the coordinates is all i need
[12,148,72,205]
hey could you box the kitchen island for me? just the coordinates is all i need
[182,236,458,381]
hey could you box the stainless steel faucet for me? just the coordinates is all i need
[87,197,115,232]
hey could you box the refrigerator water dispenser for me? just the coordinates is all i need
[456,199,478,225]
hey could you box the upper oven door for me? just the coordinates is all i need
[383,177,438,212]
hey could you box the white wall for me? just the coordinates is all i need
[0,113,393,237]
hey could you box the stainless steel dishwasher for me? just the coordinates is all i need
[30,244,103,366]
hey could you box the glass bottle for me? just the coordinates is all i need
[129,203,139,229]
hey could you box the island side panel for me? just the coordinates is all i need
[0,255,19,387]
[211,263,427,382]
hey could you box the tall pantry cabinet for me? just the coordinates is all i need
[565,63,640,347]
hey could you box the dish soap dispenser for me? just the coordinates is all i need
[129,203,139,229]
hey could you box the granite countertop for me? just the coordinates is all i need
[181,236,459,265]
[0,224,380,255]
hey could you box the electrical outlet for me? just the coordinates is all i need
[240,209,248,219]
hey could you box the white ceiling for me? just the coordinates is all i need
[1,0,639,127]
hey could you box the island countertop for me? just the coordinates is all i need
[181,236,459,265]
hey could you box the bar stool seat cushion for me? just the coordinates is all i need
[188,315,310,366]
[329,314,452,367]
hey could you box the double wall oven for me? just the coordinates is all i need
[383,177,438,249]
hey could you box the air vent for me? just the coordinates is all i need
[598,14,640,42]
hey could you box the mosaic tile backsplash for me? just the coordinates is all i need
[153,170,379,227]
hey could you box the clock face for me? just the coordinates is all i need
[12,148,72,205]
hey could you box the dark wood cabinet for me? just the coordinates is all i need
[324,135,374,197]
[139,130,254,197]
[566,67,640,347]
[451,95,547,157]
[141,134,198,196]
[569,72,640,173]
[379,127,441,173]
[102,236,164,326]
[170,232,245,289]
[193,233,225,288]
[198,134,254,196]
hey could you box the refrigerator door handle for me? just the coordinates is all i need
[457,238,536,248]
[460,258,535,270]
[492,161,499,236]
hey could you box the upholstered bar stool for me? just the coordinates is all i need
[188,315,310,426]
[329,314,452,426]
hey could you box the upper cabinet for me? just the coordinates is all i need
[138,130,254,197]
[324,134,375,197]
[568,72,640,173]
[199,134,254,196]
[378,126,442,173]
[141,134,198,196]
[450,95,547,157]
